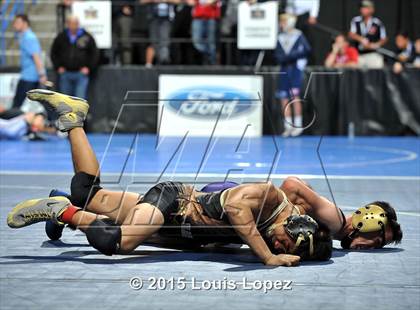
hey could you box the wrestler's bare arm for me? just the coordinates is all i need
[280,177,344,235]
[223,183,299,266]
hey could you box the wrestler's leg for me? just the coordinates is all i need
[26,90,97,175]
[67,126,139,219]
[68,127,99,176]
[67,209,97,230]
[25,90,147,237]
[29,91,139,217]
[87,190,141,224]
[69,202,164,254]
[8,195,163,255]
[26,89,102,207]
[119,203,164,253]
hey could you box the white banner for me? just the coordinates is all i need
[158,75,263,137]
[0,73,46,113]
[72,1,112,49]
[238,1,279,50]
[0,73,20,109]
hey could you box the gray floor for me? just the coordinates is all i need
[1,174,419,310]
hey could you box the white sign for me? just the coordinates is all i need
[158,75,263,137]
[0,73,20,109]
[238,1,279,50]
[72,1,112,49]
[0,73,46,113]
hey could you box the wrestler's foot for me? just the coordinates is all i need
[45,189,71,240]
[7,197,71,228]
[45,220,64,240]
[26,89,89,132]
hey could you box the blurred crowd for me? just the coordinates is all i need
[2,0,420,139]
[1,12,99,140]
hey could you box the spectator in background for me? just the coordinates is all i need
[172,2,199,65]
[141,0,180,67]
[220,0,239,65]
[56,0,74,33]
[220,0,238,37]
[187,0,221,65]
[325,34,358,68]
[348,0,387,69]
[275,13,310,137]
[283,0,319,64]
[112,0,135,65]
[12,14,47,109]
[414,39,420,68]
[392,32,416,74]
[51,15,98,99]
[284,0,319,27]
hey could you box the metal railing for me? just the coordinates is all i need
[0,0,26,65]
[0,0,43,65]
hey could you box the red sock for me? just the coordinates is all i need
[60,205,81,224]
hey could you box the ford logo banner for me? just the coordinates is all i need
[164,86,260,119]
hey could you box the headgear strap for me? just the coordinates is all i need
[284,215,318,256]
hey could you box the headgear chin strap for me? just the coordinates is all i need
[284,215,318,256]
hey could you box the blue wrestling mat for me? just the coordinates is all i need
[0,135,419,310]
[1,135,418,176]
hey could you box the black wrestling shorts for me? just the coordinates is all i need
[140,181,185,223]
[144,184,239,244]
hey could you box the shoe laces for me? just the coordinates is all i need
[23,209,51,221]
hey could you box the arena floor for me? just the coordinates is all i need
[0,135,419,310]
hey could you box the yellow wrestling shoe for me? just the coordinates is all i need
[26,89,89,132]
[7,197,71,228]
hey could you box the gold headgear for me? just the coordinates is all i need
[351,204,388,233]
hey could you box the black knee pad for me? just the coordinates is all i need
[70,172,102,207]
[85,218,121,255]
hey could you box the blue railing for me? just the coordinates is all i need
[0,0,28,66]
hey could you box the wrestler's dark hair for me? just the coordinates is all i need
[295,223,332,261]
[371,201,403,244]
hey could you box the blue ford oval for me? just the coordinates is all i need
[164,86,259,119]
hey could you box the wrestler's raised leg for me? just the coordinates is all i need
[26,89,139,222]
[66,126,140,222]
[68,127,99,176]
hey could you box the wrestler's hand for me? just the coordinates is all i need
[264,254,300,267]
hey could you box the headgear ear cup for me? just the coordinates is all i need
[342,204,389,249]
[351,204,388,233]
[284,215,318,257]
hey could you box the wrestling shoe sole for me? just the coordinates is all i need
[7,197,71,229]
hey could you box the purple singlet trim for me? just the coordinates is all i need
[201,181,238,193]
